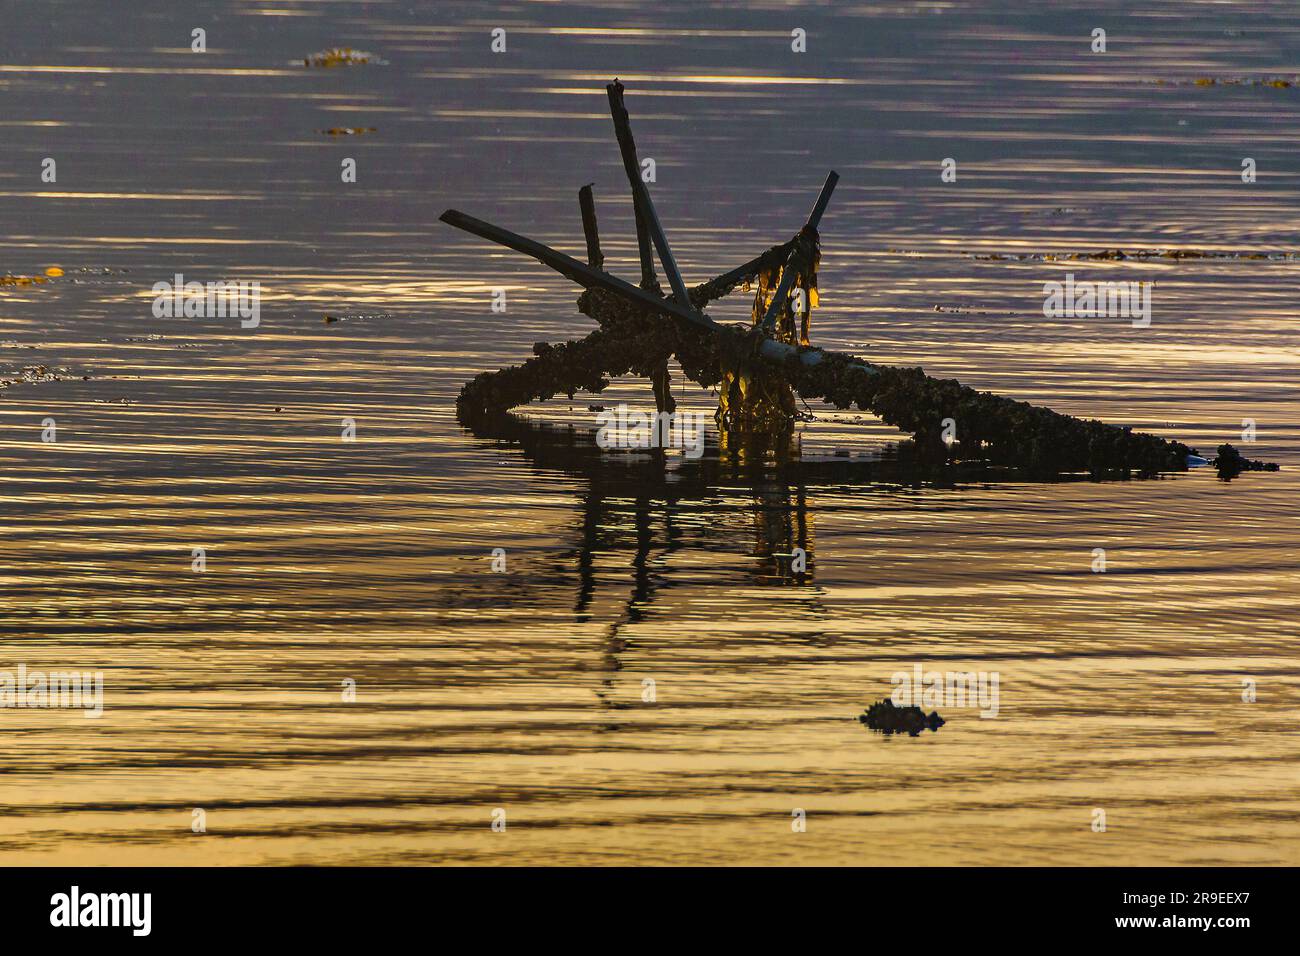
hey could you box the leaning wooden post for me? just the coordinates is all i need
[633,201,658,290]
[606,81,692,309]
[578,184,604,270]
[604,82,660,291]
[605,80,676,413]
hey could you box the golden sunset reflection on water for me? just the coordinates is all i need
[0,0,1298,866]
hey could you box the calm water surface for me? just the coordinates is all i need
[1,0,1298,864]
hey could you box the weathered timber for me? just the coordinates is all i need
[606,81,692,310]
[578,184,603,270]
[691,240,795,306]
[440,209,702,325]
[602,85,673,410]
[578,180,672,410]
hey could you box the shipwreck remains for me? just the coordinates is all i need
[442,80,1270,477]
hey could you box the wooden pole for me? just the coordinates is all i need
[599,84,656,288]
[633,198,657,290]
[606,81,692,310]
[604,82,679,411]
[578,184,604,270]
[440,209,705,326]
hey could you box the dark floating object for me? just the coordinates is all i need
[859,699,944,737]
[1213,442,1279,480]
[439,80,1277,478]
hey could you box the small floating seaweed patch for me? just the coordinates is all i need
[971,249,1298,262]
[303,47,384,68]
[319,126,377,136]
[0,364,78,388]
[1156,76,1297,88]
[1,266,65,287]
[859,699,945,737]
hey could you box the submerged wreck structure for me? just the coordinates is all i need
[443,81,1267,477]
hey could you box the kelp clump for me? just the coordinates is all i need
[715,229,821,434]
[860,698,944,736]
[715,326,800,434]
[1214,443,1280,480]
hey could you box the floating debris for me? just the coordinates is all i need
[859,699,944,736]
[317,310,396,328]
[1157,76,1296,88]
[1,266,70,286]
[0,364,76,388]
[931,303,1012,316]
[1213,443,1280,480]
[320,126,377,136]
[304,47,381,68]
[972,249,1299,262]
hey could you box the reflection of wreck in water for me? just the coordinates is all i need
[467,412,831,717]
[470,411,821,593]
[459,411,1149,703]
[464,407,1185,601]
